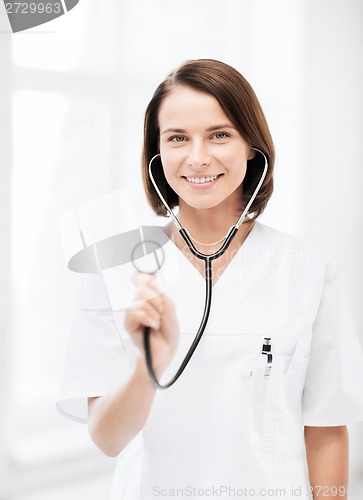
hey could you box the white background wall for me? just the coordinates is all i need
[0,1,362,498]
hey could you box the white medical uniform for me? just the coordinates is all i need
[57,221,363,500]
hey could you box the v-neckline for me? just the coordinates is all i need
[163,221,260,291]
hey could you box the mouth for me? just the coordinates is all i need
[182,174,223,185]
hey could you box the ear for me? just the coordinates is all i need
[248,148,256,161]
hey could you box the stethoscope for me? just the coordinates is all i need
[144,148,268,389]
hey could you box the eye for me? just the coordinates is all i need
[169,135,187,143]
[211,132,230,140]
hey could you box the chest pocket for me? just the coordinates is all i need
[247,337,311,448]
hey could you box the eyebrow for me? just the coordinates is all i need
[161,124,236,135]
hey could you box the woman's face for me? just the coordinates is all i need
[158,85,254,212]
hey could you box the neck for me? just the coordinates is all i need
[179,201,244,242]
[166,201,254,254]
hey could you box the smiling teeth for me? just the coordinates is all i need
[186,175,218,184]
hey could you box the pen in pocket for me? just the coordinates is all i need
[261,337,273,377]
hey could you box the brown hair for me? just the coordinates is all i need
[142,59,274,220]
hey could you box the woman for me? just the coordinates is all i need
[58,60,363,499]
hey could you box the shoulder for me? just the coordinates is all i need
[254,220,330,257]
[254,220,315,251]
[253,221,338,280]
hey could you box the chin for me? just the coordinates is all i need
[184,199,221,211]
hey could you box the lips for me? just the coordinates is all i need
[181,173,223,189]
[182,174,223,184]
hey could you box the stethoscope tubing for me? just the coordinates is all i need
[144,254,213,389]
[144,149,268,389]
[143,225,239,389]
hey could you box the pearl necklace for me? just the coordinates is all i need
[184,227,228,246]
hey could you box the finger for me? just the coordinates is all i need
[131,272,163,292]
[134,283,160,300]
[128,299,164,320]
[127,309,161,331]
[133,286,164,312]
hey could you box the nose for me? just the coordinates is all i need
[187,141,211,168]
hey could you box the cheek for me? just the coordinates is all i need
[226,154,248,180]
[240,163,248,180]
[160,149,183,176]
[160,156,179,186]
